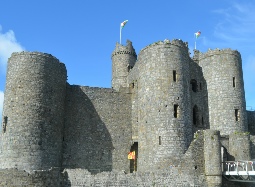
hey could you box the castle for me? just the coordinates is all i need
[0,39,255,186]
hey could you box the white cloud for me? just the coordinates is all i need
[211,3,255,109]
[212,3,255,48]
[0,91,4,124]
[0,25,25,74]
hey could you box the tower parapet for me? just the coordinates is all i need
[0,52,67,171]
[139,39,188,56]
[111,40,137,91]
[199,48,247,135]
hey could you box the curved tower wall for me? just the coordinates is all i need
[199,49,247,135]
[111,40,137,91]
[137,40,192,171]
[0,52,67,171]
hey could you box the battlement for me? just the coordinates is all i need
[111,40,137,58]
[9,51,66,72]
[10,51,60,61]
[140,39,188,54]
[69,85,118,94]
[199,48,241,60]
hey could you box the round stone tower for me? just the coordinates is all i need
[137,40,192,171]
[111,40,137,91]
[0,52,67,171]
[199,49,247,135]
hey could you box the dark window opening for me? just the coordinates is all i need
[235,109,240,121]
[130,83,135,89]
[174,104,179,118]
[233,77,236,87]
[193,105,199,125]
[2,116,8,133]
[190,79,198,92]
[173,70,177,82]
[128,65,133,72]
[129,142,138,173]
[159,136,162,145]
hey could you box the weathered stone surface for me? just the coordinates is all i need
[0,39,254,186]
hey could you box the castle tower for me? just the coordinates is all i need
[111,40,137,91]
[0,52,67,171]
[137,40,192,171]
[199,49,247,135]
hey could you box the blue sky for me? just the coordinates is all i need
[0,0,255,123]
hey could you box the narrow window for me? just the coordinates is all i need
[130,82,134,89]
[3,116,8,133]
[233,77,236,87]
[174,104,179,118]
[159,136,162,145]
[128,65,133,72]
[202,117,204,125]
[193,105,199,125]
[173,70,177,82]
[235,109,239,121]
[129,142,138,173]
[190,79,198,92]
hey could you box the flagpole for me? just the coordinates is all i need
[194,33,196,50]
[194,31,201,50]
[120,26,122,44]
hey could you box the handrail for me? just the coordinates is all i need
[223,161,255,173]
[222,161,255,182]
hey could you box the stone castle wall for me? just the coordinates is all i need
[248,110,255,159]
[0,39,254,186]
[199,49,247,135]
[62,85,132,174]
[111,40,137,91]
[0,52,67,171]
[130,40,194,171]
[0,168,62,187]
[189,56,210,133]
[0,130,209,186]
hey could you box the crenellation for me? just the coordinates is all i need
[0,38,254,186]
[139,39,189,55]
[199,48,241,60]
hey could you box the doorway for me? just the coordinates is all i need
[129,142,138,173]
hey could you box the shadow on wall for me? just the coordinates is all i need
[190,61,210,136]
[62,85,113,174]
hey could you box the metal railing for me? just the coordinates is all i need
[222,161,255,182]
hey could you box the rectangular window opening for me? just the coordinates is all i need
[173,70,177,82]
[159,136,161,145]
[128,65,133,72]
[233,77,236,87]
[174,104,179,118]
[130,82,135,89]
[235,109,239,121]
[3,116,8,133]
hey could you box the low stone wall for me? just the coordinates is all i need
[62,168,206,187]
[0,168,61,187]
[0,167,207,187]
